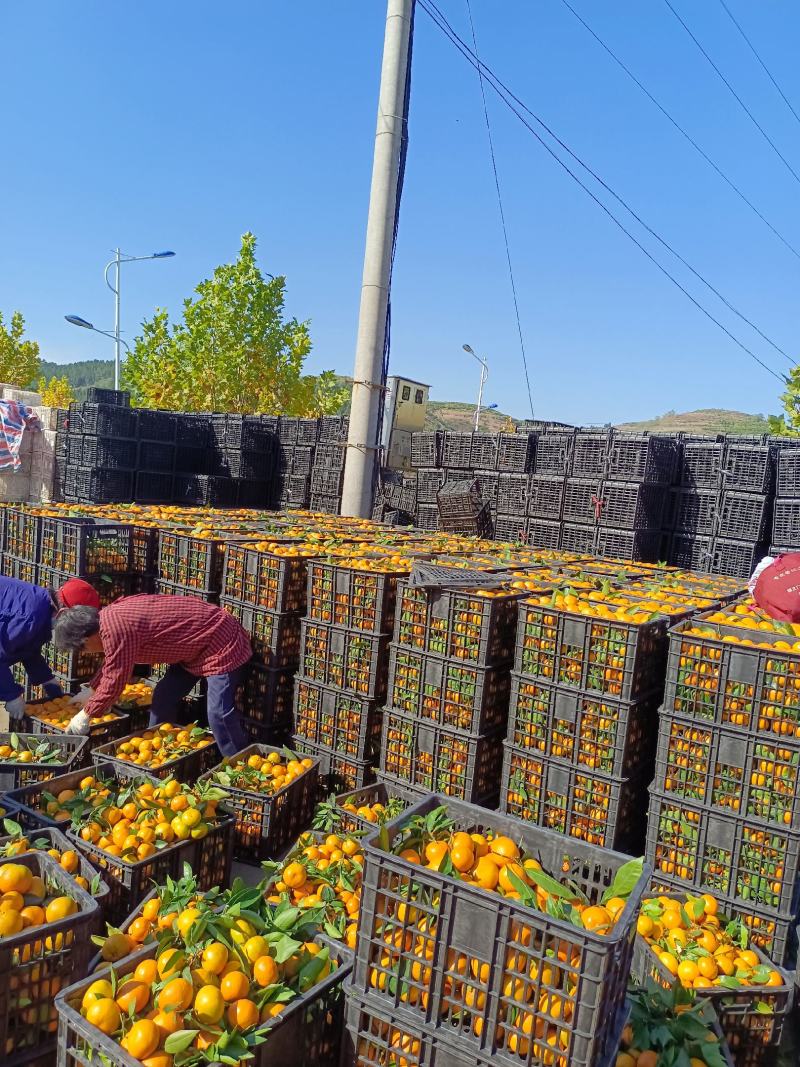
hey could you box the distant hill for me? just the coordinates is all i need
[616,409,770,435]
[425,401,513,432]
[37,359,115,400]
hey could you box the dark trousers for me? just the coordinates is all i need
[149,664,248,757]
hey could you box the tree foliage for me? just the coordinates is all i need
[0,311,40,387]
[123,233,346,415]
[770,372,800,437]
[37,375,75,407]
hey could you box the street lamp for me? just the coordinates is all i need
[462,344,489,432]
[65,314,131,354]
[105,249,175,389]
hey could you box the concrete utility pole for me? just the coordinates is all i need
[341,0,415,518]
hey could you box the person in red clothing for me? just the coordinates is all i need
[53,594,252,756]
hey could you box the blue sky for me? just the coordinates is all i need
[1,1,798,424]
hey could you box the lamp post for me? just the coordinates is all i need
[462,344,489,432]
[65,314,132,356]
[104,249,175,389]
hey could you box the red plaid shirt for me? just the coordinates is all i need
[86,595,252,718]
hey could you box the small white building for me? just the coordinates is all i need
[381,375,429,470]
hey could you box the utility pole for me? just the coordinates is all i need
[112,248,121,390]
[340,0,415,518]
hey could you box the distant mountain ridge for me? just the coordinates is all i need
[34,360,770,435]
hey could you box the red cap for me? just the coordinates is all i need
[58,578,101,611]
[753,553,800,622]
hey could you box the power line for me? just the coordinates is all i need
[663,0,800,187]
[417,0,789,386]
[556,0,800,263]
[464,0,534,419]
[717,0,800,129]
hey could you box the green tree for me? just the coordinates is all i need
[123,232,344,414]
[0,311,40,386]
[37,375,75,407]
[770,371,800,436]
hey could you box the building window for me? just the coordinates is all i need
[401,386,411,400]
[415,389,424,404]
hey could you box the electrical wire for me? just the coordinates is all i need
[663,0,800,187]
[417,0,789,385]
[464,0,535,419]
[717,0,800,129]
[556,0,800,263]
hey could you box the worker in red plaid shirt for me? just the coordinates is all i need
[53,594,252,756]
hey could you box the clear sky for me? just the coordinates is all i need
[1,1,798,424]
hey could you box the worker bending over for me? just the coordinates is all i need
[53,594,251,756]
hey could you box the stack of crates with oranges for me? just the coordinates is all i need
[220,538,314,743]
[292,553,414,792]
[377,572,525,806]
[500,586,668,853]
[646,597,800,966]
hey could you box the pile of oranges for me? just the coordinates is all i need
[636,892,784,991]
[114,682,155,711]
[0,734,68,767]
[25,696,123,730]
[0,859,81,939]
[109,723,215,770]
[72,881,339,1064]
[0,823,99,895]
[209,749,314,796]
[616,983,729,1067]
[264,831,364,948]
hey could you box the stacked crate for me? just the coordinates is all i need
[667,436,774,578]
[770,440,800,553]
[309,416,349,514]
[220,540,310,742]
[646,608,800,964]
[61,399,140,503]
[292,557,406,792]
[501,592,668,852]
[273,416,319,510]
[135,408,177,504]
[378,576,522,806]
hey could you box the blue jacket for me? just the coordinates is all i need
[0,576,54,701]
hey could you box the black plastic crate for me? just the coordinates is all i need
[294,675,382,761]
[310,494,341,515]
[380,707,503,804]
[155,577,218,604]
[133,469,173,503]
[300,620,390,701]
[40,517,131,574]
[526,517,561,549]
[645,788,800,916]
[4,555,38,585]
[526,474,564,519]
[319,414,349,442]
[772,498,800,545]
[237,478,270,508]
[496,472,528,514]
[293,735,374,795]
[411,430,441,468]
[437,478,484,521]
[440,431,473,469]
[470,432,498,469]
[91,728,219,784]
[722,440,774,493]
[711,538,767,578]
[777,448,800,497]
[496,431,535,473]
[572,429,612,479]
[716,491,771,541]
[314,441,346,470]
[156,530,230,591]
[608,433,678,484]
[443,467,472,483]
[174,443,207,473]
[277,472,311,506]
[78,434,137,470]
[308,558,405,634]
[310,466,343,499]
[5,507,42,561]
[0,731,89,790]
[560,523,597,554]
[501,743,646,853]
[55,409,70,434]
[387,645,511,733]
[296,417,319,446]
[516,598,668,701]
[329,778,420,833]
[0,852,99,1065]
[172,472,237,506]
[220,596,302,668]
[39,565,133,609]
[37,637,101,681]
[135,407,175,442]
[67,401,137,438]
[175,411,211,446]
[680,439,725,488]
[415,504,441,531]
[493,515,528,543]
[66,466,133,503]
[201,743,319,861]
[507,674,659,778]
[416,468,446,504]
[473,469,499,506]
[223,542,309,611]
[668,531,714,571]
[278,444,314,474]
[277,415,300,443]
[216,447,272,480]
[532,431,574,474]
[84,387,129,406]
[353,794,650,1067]
[671,488,718,534]
[236,663,296,729]
[136,439,175,472]
[564,480,666,530]
[596,528,663,562]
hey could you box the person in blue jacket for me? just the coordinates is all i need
[0,575,100,721]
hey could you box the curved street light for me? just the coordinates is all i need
[65,314,131,354]
[104,248,176,388]
[462,344,489,431]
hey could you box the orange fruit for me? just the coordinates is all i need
[193,985,225,1026]
[157,977,193,1012]
[201,941,229,975]
[220,970,250,1002]
[226,998,260,1029]
[115,980,150,1014]
[581,906,613,933]
[253,955,279,987]
[85,998,121,1036]
[134,958,159,985]
[122,1019,160,1060]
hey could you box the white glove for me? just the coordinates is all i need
[5,695,26,721]
[64,710,91,735]
[70,688,93,708]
